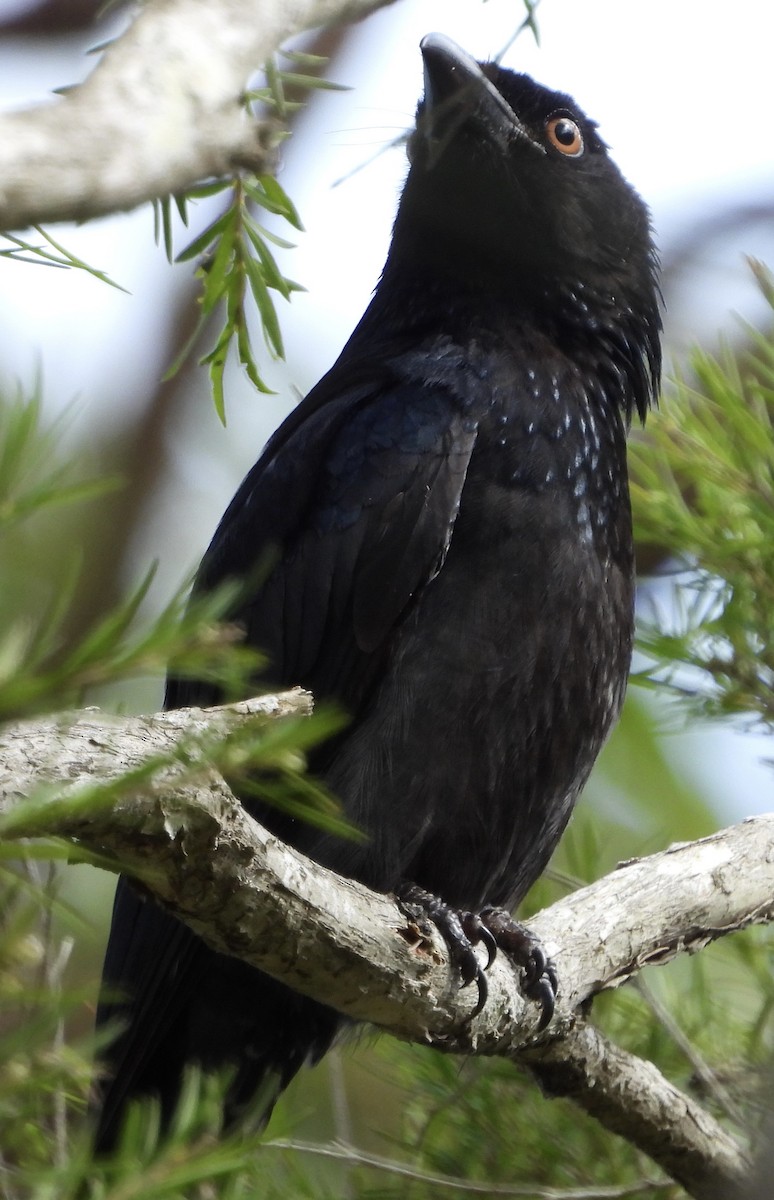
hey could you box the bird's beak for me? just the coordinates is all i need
[418,33,544,166]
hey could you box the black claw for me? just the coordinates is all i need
[530,978,556,1031]
[397,888,557,1029]
[478,907,557,1031]
[522,942,548,988]
[397,884,493,1013]
[471,965,488,1017]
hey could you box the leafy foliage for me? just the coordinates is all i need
[156,49,349,422]
[0,862,93,1189]
[0,385,264,721]
[0,388,352,1198]
[162,174,305,423]
[0,387,115,533]
[630,265,774,727]
[0,566,257,722]
[247,49,353,117]
[0,227,126,290]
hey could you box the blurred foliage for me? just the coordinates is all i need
[630,262,774,728]
[161,172,305,424]
[156,49,350,423]
[0,389,353,1197]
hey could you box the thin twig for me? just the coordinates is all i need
[264,1137,672,1198]
[635,976,747,1125]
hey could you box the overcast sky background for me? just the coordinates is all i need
[0,0,772,818]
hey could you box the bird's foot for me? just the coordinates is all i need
[396,883,495,1016]
[477,906,557,1031]
[396,886,557,1029]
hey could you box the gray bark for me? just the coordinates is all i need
[0,0,398,229]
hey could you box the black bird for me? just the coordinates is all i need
[95,33,661,1147]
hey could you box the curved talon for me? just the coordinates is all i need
[471,965,488,1017]
[527,977,556,1031]
[481,927,497,970]
[455,941,480,988]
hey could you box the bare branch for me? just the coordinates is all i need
[0,0,399,229]
[0,688,313,818]
[527,825,774,1014]
[0,696,767,1198]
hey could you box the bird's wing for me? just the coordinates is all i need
[171,356,481,711]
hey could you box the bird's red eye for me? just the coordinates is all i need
[546,115,584,157]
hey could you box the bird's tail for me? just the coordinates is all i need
[93,878,340,1152]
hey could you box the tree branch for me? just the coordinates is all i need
[0,0,398,229]
[526,1024,746,1200]
[1,696,767,1198]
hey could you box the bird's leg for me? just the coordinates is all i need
[396,886,557,1029]
[475,906,558,1031]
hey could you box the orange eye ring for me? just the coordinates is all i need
[546,115,584,157]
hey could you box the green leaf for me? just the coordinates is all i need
[279,49,329,66]
[162,309,207,382]
[245,222,291,299]
[276,71,351,93]
[175,210,232,264]
[264,55,287,118]
[0,228,128,291]
[198,217,237,316]
[245,257,284,357]
[153,197,176,262]
[245,175,304,231]
[185,180,231,200]
[250,221,297,251]
[202,324,233,425]
[236,318,273,394]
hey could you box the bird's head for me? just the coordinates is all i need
[390,33,661,417]
[405,34,655,289]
